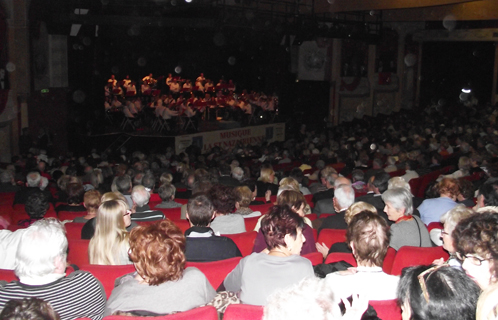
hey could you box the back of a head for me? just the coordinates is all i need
[129,220,186,285]
[388,177,411,192]
[261,205,304,250]
[232,167,244,181]
[334,184,355,210]
[142,173,156,190]
[16,219,68,279]
[158,183,176,202]
[208,184,235,215]
[0,298,60,320]
[131,185,150,207]
[346,211,389,266]
[84,190,102,213]
[277,190,305,211]
[373,171,390,193]
[26,171,41,188]
[351,169,364,182]
[279,177,299,191]
[95,199,127,236]
[438,178,460,199]
[479,179,498,207]
[66,183,85,205]
[398,265,481,320]
[25,192,49,219]
[187,193,214,227]
[289,168,304,184]
[219,163,231,176]
[115,175,132,194]
[381,188,413,215]
[234,186,252,208]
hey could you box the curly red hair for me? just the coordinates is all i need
[129,220,186,285]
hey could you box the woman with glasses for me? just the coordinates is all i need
[88,199,134,265]
[432,205,474,267]
[397,265,480,320]
[453,211,498,290]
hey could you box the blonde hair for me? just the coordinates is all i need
[344,201,377,225]
[260,167,275,183]
[279,177,299,191]
[101,191,126,203]
[234,186,252,208]
[89,199,130,265]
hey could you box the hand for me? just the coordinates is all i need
[341,294,368,320]
[336,267,358,276]
[0,216,10,229]
[432,257,445,266]
[265,190,272,202]
[315,242,330,259]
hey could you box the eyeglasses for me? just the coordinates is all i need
[417,265,448,303]
[440,230,450,236]
[455,252,492,266]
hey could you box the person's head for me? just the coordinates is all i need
[398,265,481,320]
[264,277,341,320]
[278,177,299,192]
[333,176,351,188]
[320,167,337,188]
[454,211,498,289]
[0,170,14,184]
[347,210,390,267]
[15,219,68,279]
[289,168,304,184]
[208,184,236,215]
[277,190,306,217]
[234,186,252,209]
[260,166,276,183]
[115,175,132,194]
[101,191,127,203]
[26,171,41,188]
[142,173,156,191]
[382,188,413,221]
[159,172,173,185]
[438,178,460,200]
[186,193,214,227]
[129,220,186,285]
[372,171,390,194]
[131,185,150,208]
[333,184,355,211]
[66,183,85,205]
[457,179,474,202]
[388,176,412,192]
[158,183,176,202]
[0,298,60,320]
[458,156,471,173]
[351,169,364,183]
[83,190,101,214]
[232,167,244,181]
[261,205,305,254]
[439,205,474,254]
[477,179,498,208]
[25,192,50,219]
[344,201,377,225]
[96,199,130,235]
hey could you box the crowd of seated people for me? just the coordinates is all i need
[105,72,278,131]
[2,103,498,318]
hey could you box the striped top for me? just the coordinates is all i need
[0,271,106,320]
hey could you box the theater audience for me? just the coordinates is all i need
[130,185,165,221]
[72,190,101,223]
[18,192,50,227]
[55,183,86,213]
[154,183,182,208]
[13,172,52,205]
[104,220,216,316]
[234,186,261,218]
[224,205,314,306]
[0,219,106,320]
[256,166,278,197]
[317,183,355,232]
[209,184,245,234]
[184,193,241,262]
[418,178,459,225]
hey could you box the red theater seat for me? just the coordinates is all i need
[58,211,87,221]
[390,246,449,276]
[186,257,242,290]
[103,306,218,320]
[370,300,402,320]
[317,229,347,248]
[224,304,264,320]
[67,239,90,266]
[223,231,257,257]
[324,252,357,266]
[243,216,260,231]
[65,222,85,240]
[80,264,136,298]
[303,252,323,266]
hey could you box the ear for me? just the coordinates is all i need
[211,211,216,221]
[235,202,240,209]
[350,242,356,256]
[478,194,485,208]
[284,233,293,249]
[53,255,66,274]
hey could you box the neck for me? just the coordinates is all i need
[268,247,290,257]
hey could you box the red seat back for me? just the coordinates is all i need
[243,216,260,232]
[67,239,90,266]
[103,306,218,320]
[390,246,449,276]
[186,257,242,290]
[382,247,397,274]
[427,222,443,233]
[172,219,190,233]
[248,203,274,215]
[223,231,257,257]
[58,211,87,221]
[317,229,347,248]
[324,252,357,266]
[370,300,402,320]
[224,304,264,320]
[65,222,85,240]
[80,264,136,298]
[0,269,17,282]
[409,177,422,197]
[155,207,182,220]
[306,213,318,221]
[388,169,406,177]
[303,252,323,266]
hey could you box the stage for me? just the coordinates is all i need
[86,122,286,155]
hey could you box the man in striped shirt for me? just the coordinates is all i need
[0,219,106,320]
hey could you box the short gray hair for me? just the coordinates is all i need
[334,184,355,209]
[232,167,244,181]
[388,177,411,193]
[131,185,150,207]
[26,172,41,188]
[0,170,13,184]
[158,183,176,201]
[381,188,413,215]
[15,219,68,278]
[440,205,474,234]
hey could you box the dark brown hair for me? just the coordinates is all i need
[261,205,304,250]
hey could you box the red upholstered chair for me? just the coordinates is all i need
[324,252,357,266]
[248,203,274,215]
[390,246,449,276]
[427,222,443,232]
[223,231,257,257]
[311,228,317,242]
[382,247,397,274]
[316,229,347,248]
[388,169,406,177]
[186,257,242,290]
[318,213,334,219]
[224,304,264,320]
[102,306,218,320]
[243,216,260,232]
[155,207,182,220]
[408,177,423,197]
[172,219,190,233]
[65,222,85,240]
[10,210,58,225]
[0,269,17,282]
[80,264,136,298]
[67,239,90,266]
[58,211,87,221]
[149,193,161,203]
[370,300,402,320]
[306,213,318,221]
[304,194,314,208]
[175,198,188,205]
[303,252,323,266]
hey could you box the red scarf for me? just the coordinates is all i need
[396,215,413,223]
